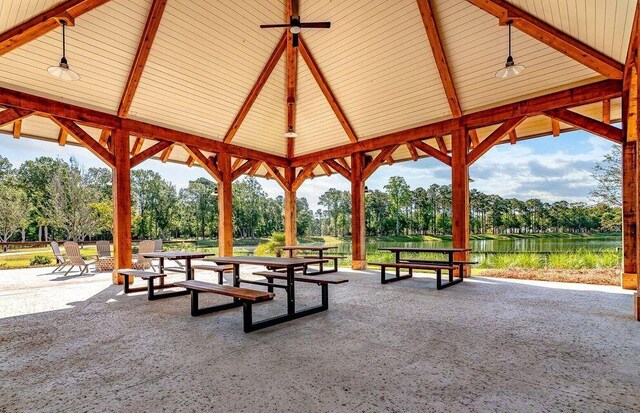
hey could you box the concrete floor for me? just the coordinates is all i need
[1,264,639,412]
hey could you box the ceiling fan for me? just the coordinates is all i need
[260,1,330,47]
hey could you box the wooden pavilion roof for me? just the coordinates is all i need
[0,0,636,178]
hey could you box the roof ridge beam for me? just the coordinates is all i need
[0,0,111,56]
[118,0,168,117]
[466,0,624,79]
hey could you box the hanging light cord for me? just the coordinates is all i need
[62,21,67,60]
[508,22,512,58]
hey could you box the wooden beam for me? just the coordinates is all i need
[436,136,448,152]
[0,108,32,127]
[451,128,470,274]
[51,117,115,166]
[118,0,167,117]
[130,140,171,167]
[411,139,452,166]
[291,80,621,166]
[12,119,21,139]
[57,128,68,146]
[131,136,144,155]
[416,0,462,117]
[337,157,350,170]
[351,152,366,270]
[286,0,298,158]
[292,163,318,191]
[284,167,297,247]
[186,155,195,167]
[623,5,638,93]
[551,119,560,137]
[262,162,288,189]
[217,152,233,256]
[323,159,351,181]
[319,161,333,176]
[469,130,480,147]
[544,108,624,144]
[111,128,132,285]
[509,130,517,144]
[183,145,222,182]
[99,129,110,148]
[466,0,624,79]
[406,143,420,161]
[223,32,287,144]
[363,145,398,181]
[298,36,358,142]
[160,144,173,163]
[248,161,262,176]
[232,158,243,171]
[603,99,611,124]
[231,159,259,181]
[466,116,526,165]
[0,0,110,56]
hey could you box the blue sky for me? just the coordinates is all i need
[0,128,615,210]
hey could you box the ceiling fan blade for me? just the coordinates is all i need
[293,33,299,47]
[260,23,291,28]
[299,22,331,29]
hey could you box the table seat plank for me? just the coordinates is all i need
[253,271,349,284]
[175,280,274,302]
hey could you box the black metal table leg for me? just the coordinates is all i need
[287,266,295,315]
[319,250,324,273]
[395,251,401,278]
[159,257,165,286]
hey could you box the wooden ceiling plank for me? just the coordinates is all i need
[0,0,110,56]
[323,159,351,180]
[467,116,526,165]
[223,32,287,144]
[232,159,259,181]
[298,36,358,143]
[416,0,462,117]
[183,145,222,182]
[544,108,624,144]
[411,139,452,166]
[130,140,171,167]
[51,117,115,166]
[363,145,398,181]
[118,0,168,117]
[466,0,624,79]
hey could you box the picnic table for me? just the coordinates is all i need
[141,250,214,282]
[375,247,473,289]
[281,245,339,274]
[208,256,347,332]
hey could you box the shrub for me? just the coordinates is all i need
[255,232,286,257]
[30,255,52,266]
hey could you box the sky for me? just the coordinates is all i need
[0,128,616,211]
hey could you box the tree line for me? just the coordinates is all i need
[0,147,621,243]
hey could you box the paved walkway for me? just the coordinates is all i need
[1,265,639,412]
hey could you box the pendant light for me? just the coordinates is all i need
[283,127,298,139]
[47,21,80,81]
[495,22,525,79]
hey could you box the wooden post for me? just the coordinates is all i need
[217,152,233,256]
[111,129,132,284]
[623,63,639,290]
[452,128,470,275]
[284,167,297,249]
[351,152,366,270]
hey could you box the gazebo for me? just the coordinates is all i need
[0,0,638,310]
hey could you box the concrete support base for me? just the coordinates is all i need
[622,272,637,290]
[352,260,367,270]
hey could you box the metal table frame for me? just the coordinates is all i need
[281,246,339,275]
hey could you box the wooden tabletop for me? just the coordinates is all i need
[281,246,338,251]
[140,251,215,259]
[209,256,327,268]
[378,247,471,253]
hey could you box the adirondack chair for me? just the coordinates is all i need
[133,240,156,270]
[96,240,111,257]
[63,241,96,276]
[50,241,70,272]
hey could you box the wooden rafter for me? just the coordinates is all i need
[118,0,167,117]
[551,119,560,137]
[319,161,333,176]
[99,129,110,148]
[292,163,318,191]
[603,99,611,124]
[131,136,145,155]
[435,136,448,152]
[183,145,222,182]
[262,162,288,189]
[51,117,115,166]
[467,116,526,165]
[0,108,32,127]
[509,130,517,144]
[232,159,259,181]
[466,0,624,79]
[186,155,195,167]
[298,36,358,143]
[223,32,287,144]
[131,140,171,167]
[416,0,462,117]
[469,130,480,147]
[12,119,21,139]
[323,159,351,180]
[291,79,621,166]
[232,158,243,171]
[411,139,452,166]
[0,0,110,56]
[544,108,624,144]
[337,158,350,170]
[160,144,173,163]
[363,146,398,181]
[57,128,68,146]
[248,161,262,177]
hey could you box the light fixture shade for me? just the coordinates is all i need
[48,60,81,81]
[283,130,298,138]
[289,25,301,34]
[495,56,525,79]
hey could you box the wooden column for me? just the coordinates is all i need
[623,64,639,290]
[217,152,233,256]
[351,152,366,270]
[284,167,297,248]
[451,128,470,275]
[111,129,132,284]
